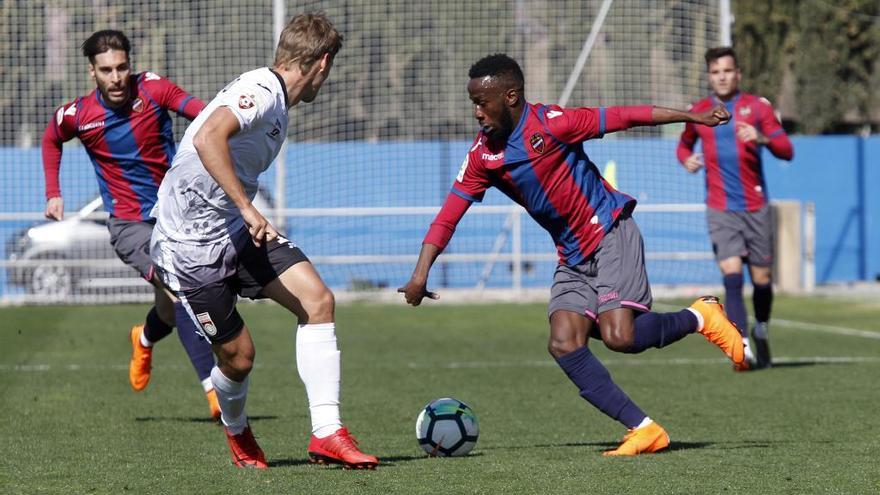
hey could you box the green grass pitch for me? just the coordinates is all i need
[2,295,879,494]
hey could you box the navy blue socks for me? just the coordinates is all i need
[174,302,215,382]
[143,306,173,343]
[752,282,773,324]
[555,346,646,429]
[723,273,748,337]
[628,310,698,353]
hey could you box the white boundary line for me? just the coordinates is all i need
[771,318,880,340]
[652,302,880,341]
[3,355,879,373]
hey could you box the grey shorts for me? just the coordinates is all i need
[108,217,156,280]
[548,215,653,322]
[153,227,309,344]
[707,206,774,267]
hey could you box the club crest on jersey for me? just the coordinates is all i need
[196,312,218,337]
[131,97,144,113]
[529,132,545,154]
[739,106,752,117]
[238,94,255,110]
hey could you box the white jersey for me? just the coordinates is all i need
[152,67,288,245]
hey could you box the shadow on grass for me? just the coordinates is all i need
[134,414,279,424]
[269,453,445,469]
[482,440,716,452]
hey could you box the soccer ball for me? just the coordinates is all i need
[415,397,479,457]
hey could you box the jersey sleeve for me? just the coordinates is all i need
[214,78,274,132]
[676,121,699,164]
[41,102,79,199]
[450,140,491,203]
[757,97,793,160]
[141,72,206,119]
[544,105,654,143]
[423,191,472,251]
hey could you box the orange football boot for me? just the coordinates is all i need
[690,296,745,365]
[308,427,378,469]
[603,421,670,457]
[225,425,268,469]
[206,389,221,421]
[128,325,152,391]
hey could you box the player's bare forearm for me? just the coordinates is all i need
[193,108,250,210]
[399,243,442,306]
[412,243,441,284]
[653,105,730,127]
[195,136,249,209]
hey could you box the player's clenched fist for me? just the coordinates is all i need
[44,196,64,221]
[682,153,704,173]
[693,105,730,127]
[240,203,277,247]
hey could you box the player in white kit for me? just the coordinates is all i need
[150,12,378,469]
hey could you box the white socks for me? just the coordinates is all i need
[211,366,249,435]
[296,322,342,439]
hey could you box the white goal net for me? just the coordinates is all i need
[0,0,722,304]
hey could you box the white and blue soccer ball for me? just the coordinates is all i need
[415,397,479,457]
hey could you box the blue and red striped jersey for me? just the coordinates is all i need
[677,91,793,212]
[42,71,205,221]
[442,102,639,267]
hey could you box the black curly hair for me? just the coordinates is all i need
[468,53,524,90]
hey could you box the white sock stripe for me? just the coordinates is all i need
[139,332,154,348]
[201,377,214,393]
[686,307,704,331]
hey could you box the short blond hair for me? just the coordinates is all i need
[274,12,343,71]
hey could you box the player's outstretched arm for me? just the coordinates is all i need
[653,105,730,127]
[398,243,442,306]
[193,107,277,247]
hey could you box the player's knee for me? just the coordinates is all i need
[229,352,254,376]
[602,325,635,353]
[304,288,335,322]
[547,335,580,358]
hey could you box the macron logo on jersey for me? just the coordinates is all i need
[144,72,161,81]
[78,120,105,132]
[547,110,563,119]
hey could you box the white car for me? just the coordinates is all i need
[7,190,275,299]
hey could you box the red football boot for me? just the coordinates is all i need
[307,427,378,469]
[225,425,268,469]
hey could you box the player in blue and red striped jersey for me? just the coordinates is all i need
[677,47,794,370]
[400,54,744,456]
[41,30,219,418]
